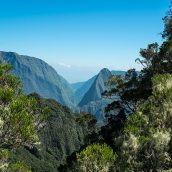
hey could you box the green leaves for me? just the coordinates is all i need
[114,74,172,171]
[0,63,45,171]
[77,143,116,172]
[0,87,15,104]
[7,161,31,172]
[124,112,147,136]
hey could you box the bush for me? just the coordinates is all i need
[76,143,116,172]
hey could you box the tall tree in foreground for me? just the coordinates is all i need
[0,62,46,171]
[101,1,172,147]
[113,74,172,171]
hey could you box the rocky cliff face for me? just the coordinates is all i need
[0,51,75,108]
[74,75,97,105]
[80,99,112,124]
[76,68,112,122]
[78,68,112,107]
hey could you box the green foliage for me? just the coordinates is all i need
[104,69,139,116]
[76,143,116,172]
[0,149,8,161]
[0,149,9,171]
[8,93,97,172]
[114,74,172,171]
[162,2,172,40]
[7,161,31,172]
[9,146,60,172]
[0,63,47,171]
[0,63,45,149]
[76,112,96,126]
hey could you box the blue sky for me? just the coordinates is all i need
[0,0,170,82]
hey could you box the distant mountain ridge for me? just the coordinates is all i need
[71,81,85,93]
[78,68,112,107]
[74,75,97,105]
[0,51,75,108]
[0,51,126,122]
[111,70,126,76]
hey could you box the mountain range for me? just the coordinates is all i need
[0,51,126,121]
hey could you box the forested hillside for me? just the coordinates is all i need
[9,94,96,172]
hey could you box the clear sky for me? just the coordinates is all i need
[0,0,170,83]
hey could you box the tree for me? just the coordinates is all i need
[7,161,31,172]
[100,69,140,147]
[0,62,47,170]
[76,143,116,172]
[102,2,172,149]
[114,74,172,171]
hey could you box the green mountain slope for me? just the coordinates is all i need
[9,93,96,172]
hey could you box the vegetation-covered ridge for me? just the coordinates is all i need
[8,94,97,171]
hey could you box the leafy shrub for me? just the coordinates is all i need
[77,143,116,172]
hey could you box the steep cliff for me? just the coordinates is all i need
[0,51,75,108]
[78,68,112,107]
